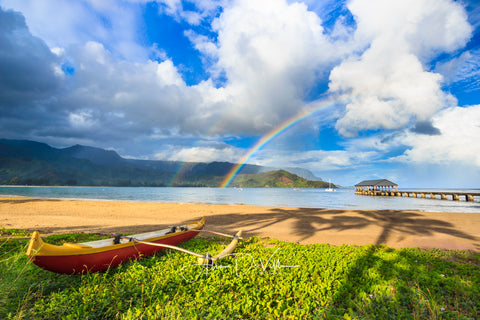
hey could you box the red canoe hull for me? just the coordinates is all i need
[29,227,202,274]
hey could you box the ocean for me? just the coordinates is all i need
[1,186,479,213]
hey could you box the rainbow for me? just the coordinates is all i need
[219,98,346,188]
[168,162,189,187]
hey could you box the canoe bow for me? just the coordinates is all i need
[26,217,205,274]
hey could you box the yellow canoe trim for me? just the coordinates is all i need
[26,217,205,257]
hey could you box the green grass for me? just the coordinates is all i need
[1,232,479,319]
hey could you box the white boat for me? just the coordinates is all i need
[326,179,335,192]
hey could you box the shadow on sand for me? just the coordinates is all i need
[200,208,477,247]
[17,207,477,250]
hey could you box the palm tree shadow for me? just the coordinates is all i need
[15,208,477,249]
[201,208,477,247]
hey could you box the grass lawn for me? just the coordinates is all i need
[1,229,479,319]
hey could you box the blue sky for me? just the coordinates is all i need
[1,0,480,188]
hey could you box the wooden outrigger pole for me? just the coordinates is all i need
[115,230,243,264]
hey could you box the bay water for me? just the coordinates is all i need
[1,186,479,213]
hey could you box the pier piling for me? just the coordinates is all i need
[354,189,479,202]
[354,179,479,202]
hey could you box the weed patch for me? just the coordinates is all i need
[1,234,479,319]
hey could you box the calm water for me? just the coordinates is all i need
[1,186,479,213]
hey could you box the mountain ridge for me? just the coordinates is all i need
[0,139,328,188]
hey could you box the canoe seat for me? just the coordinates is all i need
[63,243,93,249]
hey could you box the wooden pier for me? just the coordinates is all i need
[354,179,479,202]
[354,189,480,202]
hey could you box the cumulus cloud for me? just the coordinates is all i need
[54,41,203,136]
[203,0,345,134]
[329,0,472,137]
[396,105,480,166]
[248,147,379,172]
[1,0,348,142]
[8,0,472,145]
[1,0,148,61]
[153,141,244,163]
[0,24,203,143]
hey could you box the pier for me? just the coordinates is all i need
[354,179,480,202]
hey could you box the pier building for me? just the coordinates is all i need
[355,179,479,202]
[354,179,398,195]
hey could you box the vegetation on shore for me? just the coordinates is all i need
[231,170,330,188]
[1,169,330,189]
[1,229,479,319]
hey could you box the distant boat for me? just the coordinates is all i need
[326,179,335,192]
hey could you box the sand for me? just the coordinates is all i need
[1,197,479,251]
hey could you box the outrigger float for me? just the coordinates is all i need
[26,217,242,274]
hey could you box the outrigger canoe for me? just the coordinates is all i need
[26,217,205,274]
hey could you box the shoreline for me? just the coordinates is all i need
[2,186,480,214]
[1,197,479,251]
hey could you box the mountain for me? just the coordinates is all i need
[0,139,331,188]
[0,139,173,186]
[283,167,323,181]
[230,170,329,188]
[0,139,62,160]
[62,145,125,167]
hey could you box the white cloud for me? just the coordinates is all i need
[349,0,471,57]
[156,0,224,25]
[330,0,472,137]
[68,111,97,128]
[248,148,379,171]
[11,0,473,144]
[155,59,186,86]
[396,105,480,166]
[153,143,243,163]
[59,42,201,133]
[1,0,148,61]
[203,0,345,133]
[435,49,480,91]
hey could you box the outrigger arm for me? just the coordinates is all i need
[113,230,243,264]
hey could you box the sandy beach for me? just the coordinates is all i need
[1,197,479,251]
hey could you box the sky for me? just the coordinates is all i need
[0,0,480,188]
